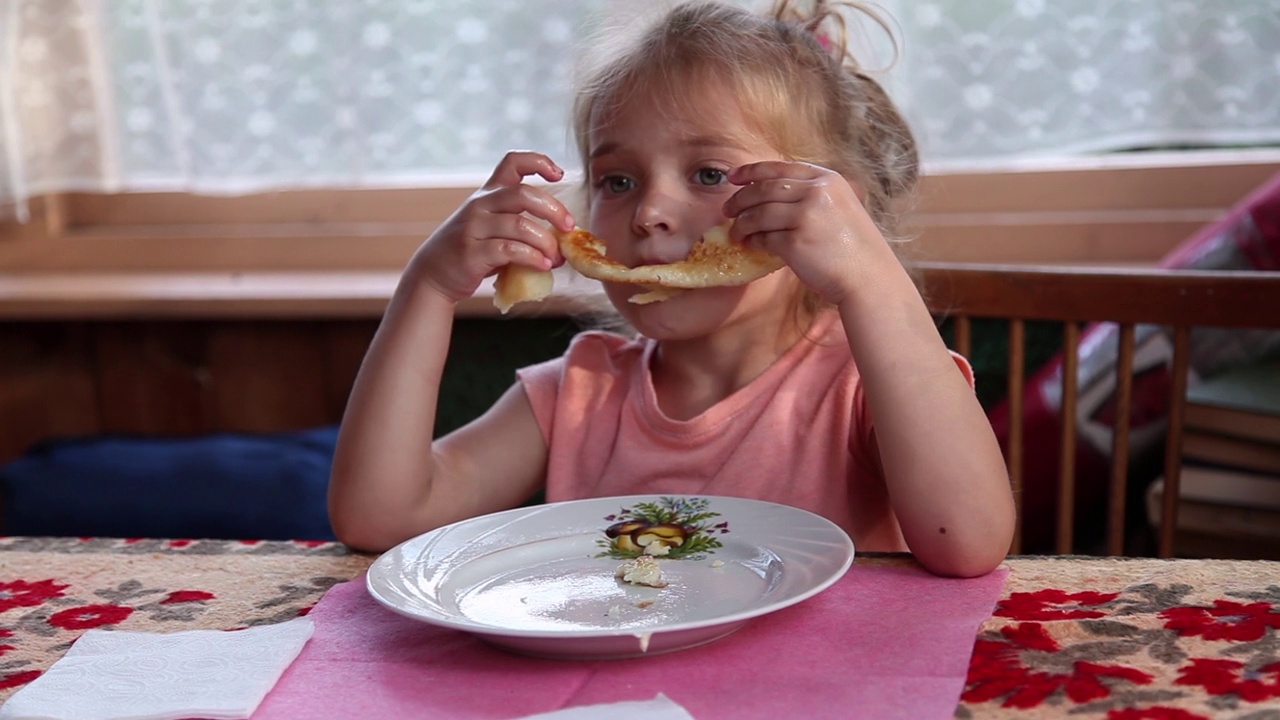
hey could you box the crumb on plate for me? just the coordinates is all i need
[615,555,667,588]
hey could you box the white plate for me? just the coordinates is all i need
[366,494,854,659]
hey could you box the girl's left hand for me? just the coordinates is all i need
[723,161,894,306]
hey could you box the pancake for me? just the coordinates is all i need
[492,223,782,312]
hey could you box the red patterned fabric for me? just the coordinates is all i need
[960,562,1280,718]
[1,540,1279,718]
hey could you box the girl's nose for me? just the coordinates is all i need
[632,190,678,237]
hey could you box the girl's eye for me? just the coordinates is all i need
[599,175,633,194]
[694,168,728,186]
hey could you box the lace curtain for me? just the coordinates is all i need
[3,0,1278,217]
[880,0,1280,162]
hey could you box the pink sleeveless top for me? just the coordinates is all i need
[516,311,973,536]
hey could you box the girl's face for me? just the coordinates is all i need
[586,84,798,341]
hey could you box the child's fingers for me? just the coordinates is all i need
[477,236,556,273]
[723,161,833,227]
[482,183,576,233]
[483,151,565,191]
[722,178,806,220]
[728,160,825,185]
[731,202,800,247]
[481,212,562,267]
[737,229,796,256]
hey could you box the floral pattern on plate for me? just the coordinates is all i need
[596,496,730,560]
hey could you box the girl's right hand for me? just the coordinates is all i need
[409,151,576,303]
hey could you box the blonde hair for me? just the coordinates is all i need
[574,1,917,232]
[571,0,920,319]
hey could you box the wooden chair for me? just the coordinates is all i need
[916,262,1280,557]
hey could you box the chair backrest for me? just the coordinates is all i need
[916,262,1280,557]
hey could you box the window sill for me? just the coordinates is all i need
[0,269,602,320]
[4,149,1277,321]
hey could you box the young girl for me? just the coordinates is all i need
[328,0,1015,577]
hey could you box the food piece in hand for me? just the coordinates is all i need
[492,222,783,312]
[493,264,554,314]
[558,223,784,298]
[615,555,668,588]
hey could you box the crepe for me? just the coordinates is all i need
[492,223,783,313]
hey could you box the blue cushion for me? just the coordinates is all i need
[0,427,338,540]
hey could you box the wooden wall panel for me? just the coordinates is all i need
[0,320,382,467]
[2,153,1278,466]
[906,219,1209,265]
[203,322,334,433]
[93,323,211,436]
[0,323,101,460]
[915,157,1280,213]
[319,321,379,421]
[0,235,422,273]
[4,152,1277,273]
[66,187,472,225]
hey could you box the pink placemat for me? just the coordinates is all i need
[252,563,1008,720]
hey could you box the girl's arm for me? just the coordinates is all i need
[835,244,1015,578]
[726,161,1015,577]
[327,151,575,552]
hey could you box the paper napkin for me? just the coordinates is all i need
[517,693,695,720]
[0,617,314,720]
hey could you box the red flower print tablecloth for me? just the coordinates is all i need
[0,537,370,698]
[1,538,1278,718]
[958,557,1280,719]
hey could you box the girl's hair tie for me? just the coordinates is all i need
[813,28,834,54]
[797,2,849,66]
[781,1,900,72]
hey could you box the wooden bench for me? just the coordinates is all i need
[919,263,1280,557]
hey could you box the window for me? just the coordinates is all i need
[3,0,1278,217]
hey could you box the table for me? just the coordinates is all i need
[2,537,1278,718]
